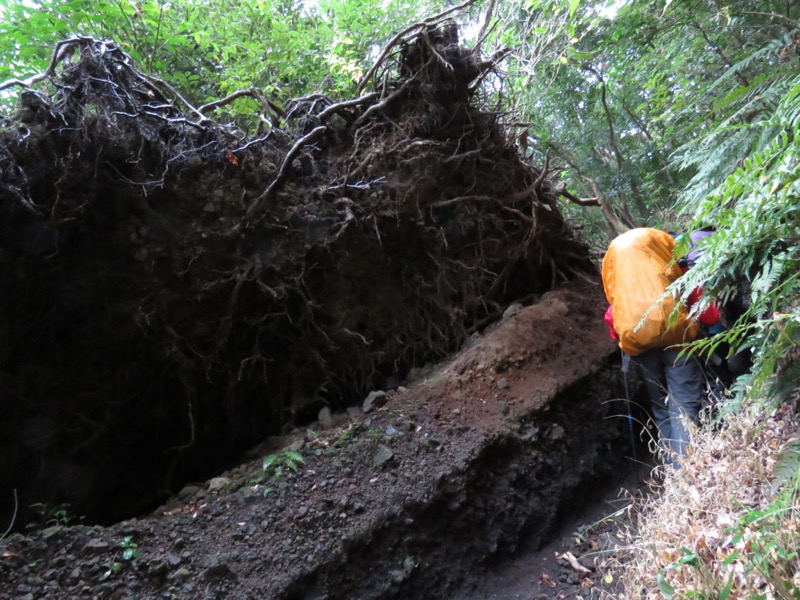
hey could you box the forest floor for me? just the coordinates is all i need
[0,280,656,599]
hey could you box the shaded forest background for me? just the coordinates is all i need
[1,0,800,597]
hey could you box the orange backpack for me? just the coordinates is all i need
[601,228,698,356]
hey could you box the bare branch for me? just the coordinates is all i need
[198,88,260,113]
[473,0,498,54]
[354,79,414,127]
[553,182,601,206]
[318,92,380,120]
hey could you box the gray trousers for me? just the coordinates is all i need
[633,347,704,464]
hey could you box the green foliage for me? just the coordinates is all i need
[100,535,141,581]
[262,448,305,478]
[674,70,800,408]
[26,502,84,529]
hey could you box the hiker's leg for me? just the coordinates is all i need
[633,349,671,449]
[663,348,705,459]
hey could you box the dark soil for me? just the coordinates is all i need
[0,282,650,599]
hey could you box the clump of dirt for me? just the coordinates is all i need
[0,22,592,527]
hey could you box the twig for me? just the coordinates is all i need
[245,125,327,221]
[2,489,17,538]
[473,0,498,53]
[355,0,479,95]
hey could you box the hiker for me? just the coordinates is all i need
[678,226,752,393]
[601,227,711,466]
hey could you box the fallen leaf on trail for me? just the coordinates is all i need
[539,572,556,588]
[557,550,592,575]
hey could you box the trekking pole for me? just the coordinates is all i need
[620,350,639,472]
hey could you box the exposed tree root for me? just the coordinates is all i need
[0,25,593,526]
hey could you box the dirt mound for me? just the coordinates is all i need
[0,24,592,527]
[0,282,640,599]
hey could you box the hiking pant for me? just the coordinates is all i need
[633,347,704,465]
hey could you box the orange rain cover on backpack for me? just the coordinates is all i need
[601,228,698,356]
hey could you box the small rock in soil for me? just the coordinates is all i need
[208,477,232,492]
[503,303,522,319]
[178,485,201,500]
[362,390,387,413]
[318,406,334,428]
[372,445,394,467]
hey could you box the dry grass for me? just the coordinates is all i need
[617,400,800,599]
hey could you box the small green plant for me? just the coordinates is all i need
[100,535,141,581]
[26,502,84,530]
[333,422,368,448]
[262,449,305,478]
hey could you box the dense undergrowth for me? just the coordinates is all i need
[622,400,800,599]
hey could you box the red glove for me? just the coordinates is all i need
[688,287,720,326]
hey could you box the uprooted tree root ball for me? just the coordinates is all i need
[0,26,593,525]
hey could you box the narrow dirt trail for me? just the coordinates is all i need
[451,464,650,599]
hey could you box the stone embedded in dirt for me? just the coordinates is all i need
[385,425,400,437]
[83,539,111,553]
[372,445,394,467]
[178,485,201,500]
[208,477,232,492]
[288,439,305,452]
[548,424,566,441]
[200,557,235,580]
[503,303,522,320]
[362,390,387,413]
[318,406,334,428]
[497,377,510,390]
[40,526,65,540]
